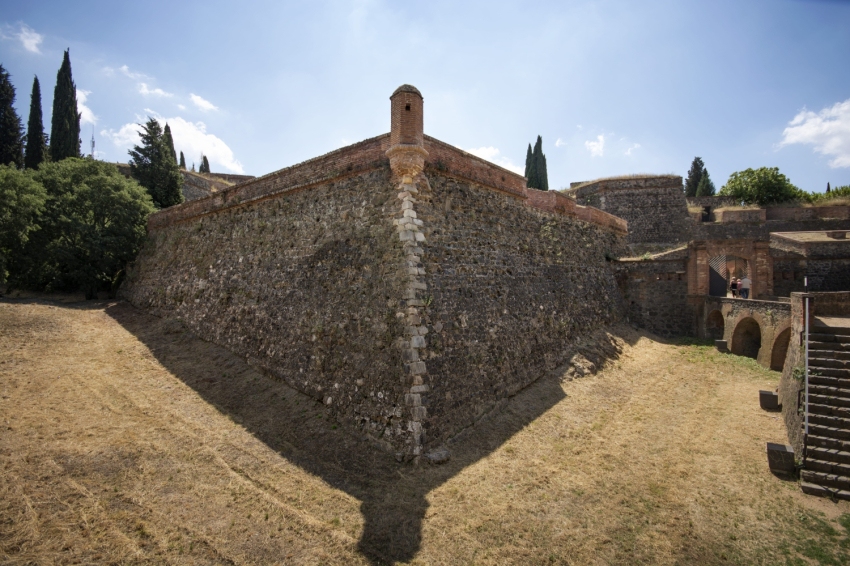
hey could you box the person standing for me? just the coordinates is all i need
[739,275,752,299]
[730,278,738,298]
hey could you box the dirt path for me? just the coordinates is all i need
[1,298,848,565]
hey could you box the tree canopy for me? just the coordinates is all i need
[684,157,705,197]
[50,50,81,162]
[0,164,46,286]
[199,154,211,173]
[695,168,716,197]
[525,136,549,191]
[6,159,154,298]
[25,76,47,170]
[128,118,183,209]
[719,167,804,205]
[0,64,24,168]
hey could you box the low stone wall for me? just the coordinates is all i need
[714,208,766,223]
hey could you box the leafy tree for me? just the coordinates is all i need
[0,165,46,287]
[50,50,81,162]
[179,150,186,169]
[163,123,177,165]
[684,157,705,197]
[525,136,549,191]
[25,76,48,170]
[199,154,211,173]
[8,159,154,298]
[128,117,183,208]
[0,64,24,168]
[695,168,716,197]
[719,167,804,205]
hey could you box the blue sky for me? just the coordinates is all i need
[2,0,849,192]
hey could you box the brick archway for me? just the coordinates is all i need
[770,326,791,371]
[706,310,724,339]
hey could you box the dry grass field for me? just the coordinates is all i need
[2,296,850,565]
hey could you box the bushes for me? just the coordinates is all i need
[0,165,46,286]
[718,167,805,206]
[4,159,154,298]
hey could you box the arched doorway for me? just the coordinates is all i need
[770,327,791,371]
[708,255,750,297]
[731,317,761,359]
[707,310,725,340]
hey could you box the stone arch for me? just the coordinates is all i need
[706,310,725,340]
[731,317,762,359]
[770,326,792,371]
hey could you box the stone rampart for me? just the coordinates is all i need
[613,257,691,337]
[563,175,691,245]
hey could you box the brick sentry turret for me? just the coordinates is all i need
[388,85,432,458]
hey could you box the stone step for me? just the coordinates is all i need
[809,341,850,353]
[801,469,850,491]
[801,481,850,500]
[809,403,850,419]
[810,374,850,388]
[808,446,850,465]
[809,367,850,379]
[808,424,850,441]
[810,385,850,401]
[810,358,850,370]
[806,458,850,477]
[808,435,850,453]
[811,333,850,344]
[810,393,850,409]
[813,325,850,337]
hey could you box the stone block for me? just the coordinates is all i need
[402,349,419,362]
[426,446,450,465]
[403,209,418,218]
[766,443,796,475]
[415,232,426,242]
[412,406,428,420]
[715,340,728,353]
[410,384,430,394]
[408,361,427,375]
[399,230,414,241]
[759,390,780,411]
[410,336,426,348]
[405,393,421,406]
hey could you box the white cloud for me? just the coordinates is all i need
[17,24,43,53]
[625,143,641,156]
[190,93,218,112]
[138,82,173,97]
[555,138,566,148]
[780,99,850,168]
[584,135,605,157]
[103,112,244,174]
[119,65,147,80]
[177,104,186,110]
[101,122,143,149]
[463,146,524,175]
[76,89,97,125]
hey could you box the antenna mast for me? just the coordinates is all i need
[90,126,95,159]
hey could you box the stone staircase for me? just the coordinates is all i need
[800,322,850,499]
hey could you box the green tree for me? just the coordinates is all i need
[25,76,48,170]
[8,159,154,298]
[684,157,705,197]
[199,154,211,173]
[0,165,46,287]
[0,64,24,168]
[525,136,548,190]
[163,123,177,165]
[719,167,804,205]
[50,50,81,162]
[128,118,183,208]
[179,150,186,169]
[695,168,716,197]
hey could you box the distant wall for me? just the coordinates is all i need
[565,176,691,245]
[614,256,692,337]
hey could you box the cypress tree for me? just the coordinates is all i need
[128,117,183,208]
[162,123,177,165]
[24,76,47,170]
[528,135,548,191]
[827,182,831,194]
[50,50,81,162]
[200,155,210,173]
[179,150,186,169]
[684,157,705,197]
[695,168,716,197]
[524,143,533,180]
[0,64,24,168]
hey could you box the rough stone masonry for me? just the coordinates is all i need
[121,85,629,460]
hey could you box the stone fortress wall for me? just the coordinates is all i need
[121,85,629,459]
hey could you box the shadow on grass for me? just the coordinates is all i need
[102,302,635,564]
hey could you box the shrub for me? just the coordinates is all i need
[719,167,805,206]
